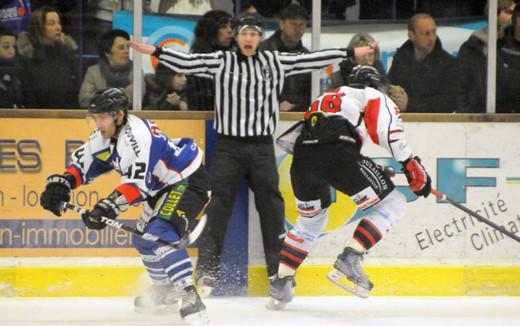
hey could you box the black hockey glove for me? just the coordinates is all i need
[40,174,74,216]
[82,198,119,230]
[401,156,431,198]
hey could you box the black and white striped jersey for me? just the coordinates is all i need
[155,47,355,137]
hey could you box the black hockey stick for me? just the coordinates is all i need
[62,202,207,249]
[431,188,520,244]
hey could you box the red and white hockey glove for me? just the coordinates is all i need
[401,156,431,198]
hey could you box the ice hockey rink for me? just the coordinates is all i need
[1,296,520,326]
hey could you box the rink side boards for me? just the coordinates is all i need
[1,264,519,297]
[1,111,520,297]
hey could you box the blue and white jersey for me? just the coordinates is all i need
[66,115,204,204]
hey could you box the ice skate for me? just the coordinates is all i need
[265,275,295,310]
[134,283,181,314]
[180,285,209,325]
[327,247,374,298]
[196,274,217,298]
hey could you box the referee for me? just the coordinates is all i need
[130,12,374,296]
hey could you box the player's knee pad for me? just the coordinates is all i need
[294,206,329,237]
[364,189,407,233]
[285,205,329,253]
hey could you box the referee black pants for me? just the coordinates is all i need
[196,134,286,281]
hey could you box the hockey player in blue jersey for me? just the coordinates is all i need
[40,88,210,324]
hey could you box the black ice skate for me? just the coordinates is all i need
[327,247,374,298]
[134,283,181,314]
[265,275,295,310]
[180,285,209,325]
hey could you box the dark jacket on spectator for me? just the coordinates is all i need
[389,38,460,113]
[17,32,79,109]
[187,10,233,111]
[79,60,134,107]
[260,30,311,111]
[497,25,520,113]
[143,73,188,110]
[0,57,24,108]
[457,28,488,113]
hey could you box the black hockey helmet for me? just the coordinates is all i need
[88,88,129,115]
[232,12,264,36]
[347,65,390,93]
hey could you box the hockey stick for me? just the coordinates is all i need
[62,202,207,249]
[431,188,520,244]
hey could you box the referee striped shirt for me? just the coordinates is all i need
[155,47,355,137]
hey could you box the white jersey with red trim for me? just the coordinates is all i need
[65,114,204,205]
[304,86,413,162]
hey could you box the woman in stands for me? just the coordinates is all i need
[79,29,136,107]
[17,6,79,109]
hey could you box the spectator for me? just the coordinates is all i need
[0,0,31,35]
[0,27,24,108]
[190,10,233,52]
[388,13,460,113]
[330,32,408,111]
[457,0,515,113]
[143,63,188,110]
[497,4,520,113]
[79,29,134,107]
[30,1,81,44]
[259,3,311,112]
[186,9,233,111]
[17,6,79,109]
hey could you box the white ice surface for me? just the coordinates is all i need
[1,296,519,326]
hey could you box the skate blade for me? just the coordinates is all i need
[327,270,370,299]
[265,298,288,310]
[183,310,210,325]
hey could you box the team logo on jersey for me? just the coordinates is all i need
[158,182,187,221]
[358,159,390,193]
[310,114,319,127]
[352,187,380,210]
[261,66,272,80]
[94,149,111,161]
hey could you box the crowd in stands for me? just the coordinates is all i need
[0,0,519,112]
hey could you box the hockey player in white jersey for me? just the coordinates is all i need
[267,65,432,309]
[40,88,210,324]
